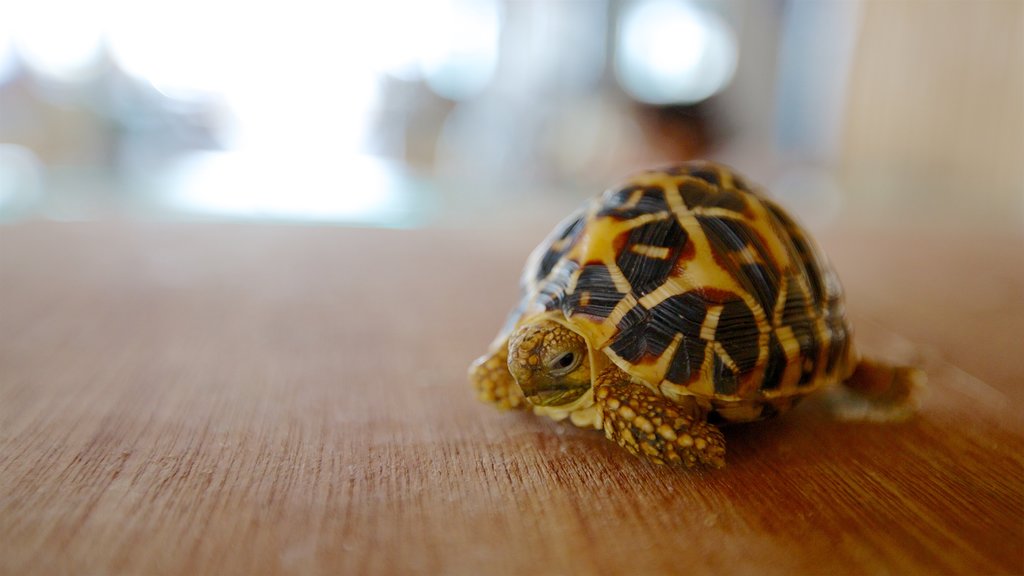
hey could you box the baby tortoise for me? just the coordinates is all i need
[470,161,925,468]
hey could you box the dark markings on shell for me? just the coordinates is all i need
[697,215,754,252]
[715,299,760,374]
[797,327,820,387]
[614,218,688,296]
[760,333,787,391]
[689,168,721,187]
[781,277,810,325]
[664,163,716,181]
[650,293,707,348]
[534,260,579,312]
[712,354,738,395]
[654,293,710,385]
[537,250,561,284]
[536,215,585,281]
[678,180,748,213]
[695,215,781,316]
[763,200,825,304]
[607,291,715,385]
[665,338,708,385]
[779,279,820,386]
[565,264,624,319]
[598,185,668,220]
[738,262,780,321]
[608,305,651,363]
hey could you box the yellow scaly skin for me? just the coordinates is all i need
[594,364,726,468]
[469,346,528,411]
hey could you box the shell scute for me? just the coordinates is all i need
[534,260,579,313]
[715,298,760,374]
[762,199,827,304]
[607,304,654,364]
[679,179,749,214]
[655,293,710,385]
[598,185,670,220]
[564,264,623,320]
[697,215,782,316]
[614,217,689,296]
[534,213,586,283]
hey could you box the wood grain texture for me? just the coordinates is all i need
[1,221,1022,575]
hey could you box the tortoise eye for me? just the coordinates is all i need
[555,353,576,369]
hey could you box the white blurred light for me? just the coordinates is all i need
[615,0,737,105]
[166,152,408,223]
[358,0,503,97]
[107,1,385,154]
[364,2,437,82]
[106,0,234,97]
[420,0,502,100]
[106,0,502,105]
[10,0,104,81]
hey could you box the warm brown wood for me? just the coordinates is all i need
[1,221,1022,576]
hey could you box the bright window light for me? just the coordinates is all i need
[106,0,235,98]
[419,0,502,100]
[165,152,414,225]
[615,0,737,105]
[10,0,104,81]
[363,1,437,82]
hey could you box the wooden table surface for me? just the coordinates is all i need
[1,219,1022,575]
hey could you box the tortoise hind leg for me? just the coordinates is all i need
[469,344,528,410]
[594,365,726,468]
[833,358,927,422]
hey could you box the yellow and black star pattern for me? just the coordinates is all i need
[494,161,856,423]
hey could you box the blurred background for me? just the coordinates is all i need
[0,0,1021,231]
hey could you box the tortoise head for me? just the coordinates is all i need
[508,320,592,407]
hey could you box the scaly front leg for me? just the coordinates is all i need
[595,365,726,468]
[469,343,528,410]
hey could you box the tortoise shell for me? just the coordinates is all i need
[498,161,857,422]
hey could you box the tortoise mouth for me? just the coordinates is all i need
[526,384,590,407]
